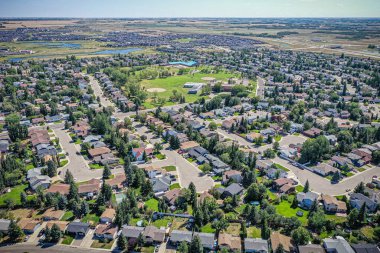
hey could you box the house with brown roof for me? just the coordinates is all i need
[218,233,241,252]
[270,232,295,253]
[143,225,166,244]
[163,188,182,207]
[78,178,101,198]
[46,183,70,195]
[105,173,126,190]
[46,221,69,232]
[303,127,323,138]
[321,194,347,213]
[180,141,200,152]
[42,208,65,221]
[95,224,118,240]
[18,219,41,234]
[222,170,242,185]
[88,147,111,158]
[100,208,116,224]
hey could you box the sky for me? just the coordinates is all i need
[0,0,379,18]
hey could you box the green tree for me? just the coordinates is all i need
[291,227,311,245]
[178,241,189,253]
[303,180,309,193]
[50,224,62,243]
[261,216,271,239]
[117,235,127,250]
[103,165,111,179]
[190,235,203,253]
[8,220,23,242]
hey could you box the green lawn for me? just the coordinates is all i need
[226,223,241,236]
[26,163,35,170]
[247,226,261,238]
[152,217,173,228]
[60,160,68,167]
[61,234,74,245]
[91,239,114,249]
[60,211,75,221]
[141,246,155,253]
[145,198,159,211]
[274,135,282,142]
[201,223,216,233]
[170,183,181,190]
[154,154,165,160]
[141,66,239,107]
[89,163,104,169]
[275,197,309,225]
[360,226,375,241]
[0,184,28,207]
[162,166,177,172]
[81,212,100,225]
[295,185,304,192]
[274,163,289,172]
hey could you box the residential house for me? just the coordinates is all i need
[351,244,380,253]
[42,208,65,221]
[222,170,243,185]
[170,230,193,245]
[105,173,126,191]
[88,147,111,159]
[46,183,70,195]
[0,219,10,234]
[143,225,166,244]
[321,194,347,213]
[46,221,68,232]
[298,244,325,253]
[313,163,339,177]
[297,192,320,210]
[132,147,153,161]
[78,178,101,198]
[323,236,355,253]
[193,232,215,250]
[244,238,268,253]
[100,208,116,224]
[163,188,182,209]
[151,175,172,195]
[67,222,90,236]
[247,132,265,143]
[218,233,241,252]
[121,225,144,246]
[303,128,323,138]
[27,167,51,191]
[219,183,244,199]
[350,193,378,213]
[18,219,41,234]
[270,232,295,253]
[95,224,118,240]
[256,160,273,170]
[180,141,200,152]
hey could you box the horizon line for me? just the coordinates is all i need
[1,16,380,19]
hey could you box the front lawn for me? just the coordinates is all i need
[0,184,28,207]
[155,154,166,160]
[90,163,104,169]
[162,165,177,172]
[170,183,181,190]
[91,239,114,249]
[274,163,289,172]
[60,160,68,167]
[274,135,282,142]
[145,198,159,211]
[61,234,74,245]
[295,185,304,192]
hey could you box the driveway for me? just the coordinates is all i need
[272,156,380,196]
[80,229,95,248]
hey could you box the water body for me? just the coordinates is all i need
[8,48,142,62]
[92,48,142,55]
[169,61,198,67]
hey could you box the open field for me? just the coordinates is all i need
[0,20,79,29]
[140,66,240,107]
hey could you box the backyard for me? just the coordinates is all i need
[0,184,28,207]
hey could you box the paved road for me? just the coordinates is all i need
[86,74,116,109]
[256,76,266,98]
[272,156,380,196]
[51,124,101,182]
[0,243,117,253]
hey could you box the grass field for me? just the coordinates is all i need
[0,184,28,207]
[61,211,75,221]
[61,234,74,245]
[151,216,173,228]
[201,223,216,233]
[225,223,241,236]
[140,66,240,107]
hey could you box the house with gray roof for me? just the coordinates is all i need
[244,238,268,253]
[323,236,355,253]
[220,183,244,199]
[350,193,378,213]
[121,225,144,239]
[193,232,215,250]
[67,222,90,236]
[169,230,193,245]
